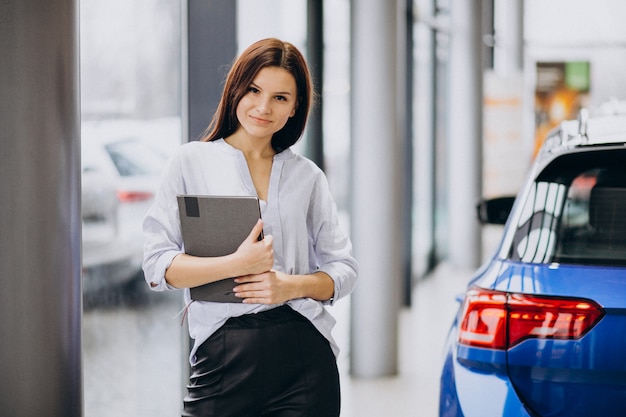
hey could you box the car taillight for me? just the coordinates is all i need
[459,289,508,349]
[458,288,604,350]
[117,190,153,202]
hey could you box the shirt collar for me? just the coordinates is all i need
[216,138,295,161]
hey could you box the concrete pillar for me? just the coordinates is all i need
[494,0,524,75]
[0,1,82,416]
[181,0,238,396]
[447,0,483,269]
[350,0,402,377]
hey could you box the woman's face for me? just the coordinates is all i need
[235,66,298,143]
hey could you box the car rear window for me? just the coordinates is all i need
[509,149,626,266]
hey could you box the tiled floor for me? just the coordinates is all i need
[335,263,473,417]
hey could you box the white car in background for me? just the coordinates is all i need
[81,117,180,294]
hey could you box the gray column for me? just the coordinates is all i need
[186,0,237,142]
[0,1,82,416]
[181,0,237,396]
[399,0,414,306]
[305,0,325,170]
[350,0,402,377]
[447,0,483,269]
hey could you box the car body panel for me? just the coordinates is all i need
[493,262,626,416]
[441,315,533,417]
[482,260,626,309]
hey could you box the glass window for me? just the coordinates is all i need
[509,150,626,266]
[556,169,626,265]
[511,181,565,263]
[80,1,183,416]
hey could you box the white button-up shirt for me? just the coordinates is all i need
[142,139,358,364]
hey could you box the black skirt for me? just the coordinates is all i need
[182,305,340,417]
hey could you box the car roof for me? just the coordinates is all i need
[538,110,626,163]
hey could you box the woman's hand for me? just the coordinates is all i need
[234,220,274,276]
[233,270,294,305]
[233,270,335,305]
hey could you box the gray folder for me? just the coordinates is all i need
[177,195,263,302]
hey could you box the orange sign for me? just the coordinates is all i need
[534,62,590,157]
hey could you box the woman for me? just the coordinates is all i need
[142,38,358,417]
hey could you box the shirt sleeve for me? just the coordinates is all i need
[308,171,359,304]
[141,151,186,291]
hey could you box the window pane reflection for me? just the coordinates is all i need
[80,1,182,415]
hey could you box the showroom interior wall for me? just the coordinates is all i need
[0,1,82,416]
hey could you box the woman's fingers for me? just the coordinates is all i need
[246,219,264,242]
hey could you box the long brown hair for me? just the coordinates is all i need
[201,38,314,153]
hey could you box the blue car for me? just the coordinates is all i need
[439,110,626,417]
